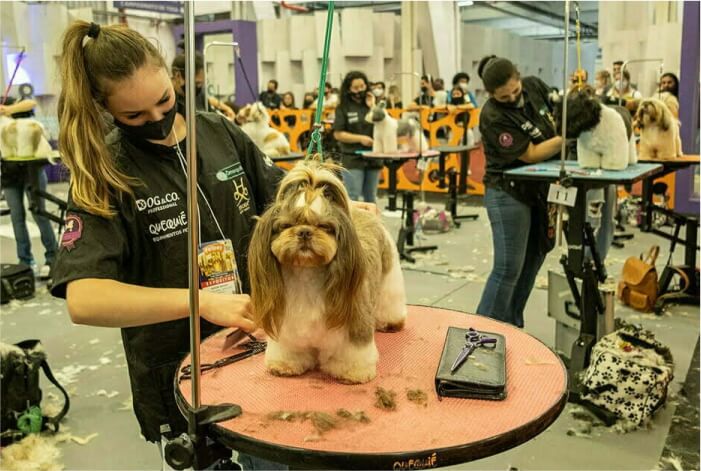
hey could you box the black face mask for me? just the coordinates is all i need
[420,86,428,93]
[115,104,177,141]
[350,90,366,102]
[452,96,465,104]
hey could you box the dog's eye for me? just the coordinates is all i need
[275,223,292,232]
[319,224,334,233]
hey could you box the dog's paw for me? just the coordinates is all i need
[376,320,405,332]
[327,365,377,384]
[266,360,310,377]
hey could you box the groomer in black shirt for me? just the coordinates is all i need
[476,55,562,328]
[333,70,382,203]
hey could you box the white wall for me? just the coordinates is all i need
[460,22,598,105]
[599,1,682,96]
[257,7,402,106]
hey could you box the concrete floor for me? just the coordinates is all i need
[0,184,698,470]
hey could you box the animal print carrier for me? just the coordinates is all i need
[581,323,673,428]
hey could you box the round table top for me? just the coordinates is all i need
[271,152,305,162]
[361,149,440,160]
[177,306,567,469]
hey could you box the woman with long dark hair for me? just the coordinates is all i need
[332,70,382,202]
[659,72,679,98]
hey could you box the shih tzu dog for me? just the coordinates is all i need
[634,98,682,160]
[0,117,53,159]
[365,101,398,153]
[237,102,291,157]
[552,86,637,170]
[248,159,407,384]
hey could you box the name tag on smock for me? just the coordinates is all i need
[198,239,241,294]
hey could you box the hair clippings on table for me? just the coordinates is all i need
[87,22,101,39]
[179,338,267,382]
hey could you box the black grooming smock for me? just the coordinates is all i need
[50,112,284,442]
[333,99,381,170]
[480,76,557,198]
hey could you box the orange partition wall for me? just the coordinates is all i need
[391,107,484,196]
[267,107,485,196]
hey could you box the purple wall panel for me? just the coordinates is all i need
[172,20,259,107]
[676,1,700,215]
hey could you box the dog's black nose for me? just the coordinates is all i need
[297,228,312,240]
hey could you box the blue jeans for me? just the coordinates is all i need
[342,168,381,203]
[3,168,58,266]
[477,187,546,328]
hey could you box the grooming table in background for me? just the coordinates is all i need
[176,306,567,470]
[638,155,700,311]
[361,150,439,212]
[433,145,480,227]
[505,161,663,409]
[362,150,441,262]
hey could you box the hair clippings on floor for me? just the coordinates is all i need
[179,338,267,382]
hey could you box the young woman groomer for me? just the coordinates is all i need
[51,21,286,468]
[475,55,562,328]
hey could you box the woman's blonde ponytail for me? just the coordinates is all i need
[58,21,164,217]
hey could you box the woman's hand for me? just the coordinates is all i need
[200,292,256,331]
[365,91,376,109]
[359,135,374,147]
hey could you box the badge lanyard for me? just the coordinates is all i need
[171,129,226,245]
[172,128,243,294]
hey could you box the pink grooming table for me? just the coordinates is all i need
[176,305,567,469]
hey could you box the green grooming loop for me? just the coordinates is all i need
[306,1,335,160]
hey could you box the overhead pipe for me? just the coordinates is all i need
[280,1,310,13]
[619,58,664,106]
[203,41,240,111]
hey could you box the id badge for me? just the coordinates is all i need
[198,239,242,294]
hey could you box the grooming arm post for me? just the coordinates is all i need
[203,41,240,112]
[556,0,571,248]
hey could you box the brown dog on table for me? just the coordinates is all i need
[248,158,407,384]
[635,98,683,160]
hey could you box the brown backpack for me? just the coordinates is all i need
[617,246,660,312]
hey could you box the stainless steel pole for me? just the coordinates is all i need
[556,0,571,248]
[560,0,570,172]
[183,1,201,415]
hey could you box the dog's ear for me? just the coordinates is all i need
[658,101,672,131]
[633,103,645,129]
[27,122,43,155]
[324,208,369,339]
[248,205,286,340]
[564,92,601,138]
